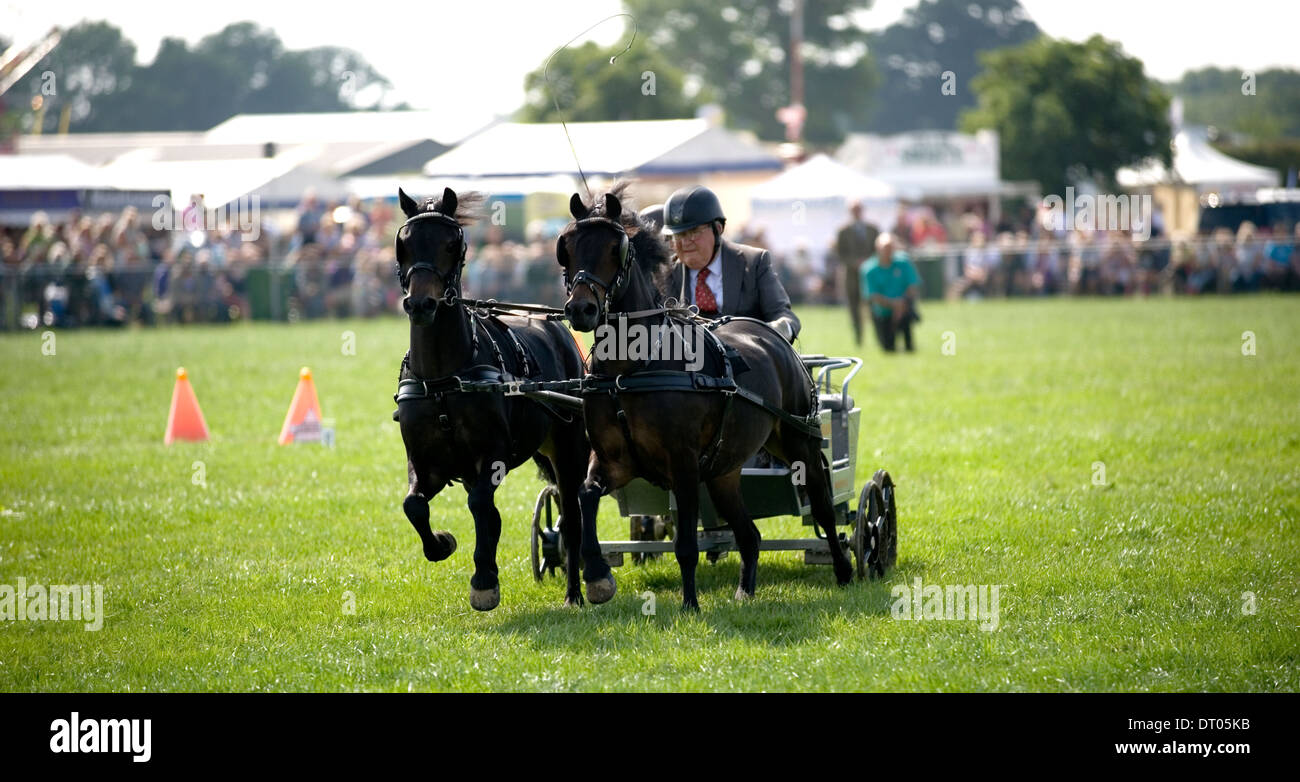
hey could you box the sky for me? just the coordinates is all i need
[4,0,1298,127]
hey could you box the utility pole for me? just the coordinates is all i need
[776,0,807,157]
[790,0,804,121]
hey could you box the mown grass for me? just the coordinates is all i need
[0,296,1296,691]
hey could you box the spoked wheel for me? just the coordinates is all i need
[852,470,899,580]
[853,482,880,580]
[530,484,566,581]
[872,470,898,574]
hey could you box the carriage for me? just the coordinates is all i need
[529,353,899,583]
[394,185,898,610]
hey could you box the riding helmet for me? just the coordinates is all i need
[638,203,665,235]
[661,186,726,236]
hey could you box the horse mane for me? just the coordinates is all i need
[421,191,486,225]
[569,180,675,296]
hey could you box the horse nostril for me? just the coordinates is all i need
[581,301,598,319]
[402,298,414,314]
[421,296,437,312]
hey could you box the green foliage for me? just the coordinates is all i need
[620,0,878,143]
[519,40,702,122]
[865,0,1040,133]
[10,21,391,133]
[962,34,1172,193]
[1212,138,1300,184]
[8,21,138,132]
[1172,67,1300,141]
[1,299,1297,691]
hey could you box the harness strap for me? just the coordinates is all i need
[579,373,821,439]
[698,390,734,475]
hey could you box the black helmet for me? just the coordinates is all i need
[638,203,665,234]
[662,186,725,236]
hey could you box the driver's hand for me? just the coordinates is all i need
[770,319,794,342]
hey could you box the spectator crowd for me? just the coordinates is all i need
[3,191,1298,331]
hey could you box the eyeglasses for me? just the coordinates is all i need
[670,224,710,246]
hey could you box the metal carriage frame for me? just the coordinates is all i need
[528,353,899,583]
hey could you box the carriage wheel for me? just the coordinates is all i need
[871,470,898,574]
[530,484,565,581]
[853,482,882,581]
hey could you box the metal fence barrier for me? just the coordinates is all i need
[3,236,1297,331]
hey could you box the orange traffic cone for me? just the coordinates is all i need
[278,366,324,445]
[165,367,210,444]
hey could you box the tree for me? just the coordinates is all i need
[961,34,1172,194]
[621,0,878,143]
[9,21,137,132]
[8,21,392,133]
[519,40,702,122]
[865,0,1040,133]
[1171,67,1300,141]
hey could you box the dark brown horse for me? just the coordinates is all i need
[557,185,854,610]
[395,186,614,611]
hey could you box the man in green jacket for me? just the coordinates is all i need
[861,232,921,353]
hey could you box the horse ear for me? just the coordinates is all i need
[555,233,569,268]
[398,187,419,218]
[569,193,588,220]
[441,187,458,216]
[604,192,622,220]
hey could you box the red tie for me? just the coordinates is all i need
[695,267,717,314]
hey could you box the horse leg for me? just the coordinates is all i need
[671,463,702,611]
[576,453,616,605]
[705,470,761,600]
[403,459,455,562]
[785,431,853,586]
[465,458,506,611]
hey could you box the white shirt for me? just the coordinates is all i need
[687,247,724,310]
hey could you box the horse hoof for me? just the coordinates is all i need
[423,531,457,562]
[585,574,617,605]
[469,585,500,612]
[735,587,754,601]
[563,593,584,608]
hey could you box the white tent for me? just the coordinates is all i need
[99,143,352,209]
[0,154,169,225]
[1118,128,1278,194]
[422,119,780,178]
[0,154,116,189]
[748,154,898,256]
[343,174,578,201]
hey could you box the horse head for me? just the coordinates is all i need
[395,186,477,327]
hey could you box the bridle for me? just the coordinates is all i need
[563,216,634,323]
[397,210,468,306]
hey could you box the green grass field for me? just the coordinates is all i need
[1,297,1297,692]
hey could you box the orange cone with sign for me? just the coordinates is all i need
[165,367,210,444]
[278,366,324,445]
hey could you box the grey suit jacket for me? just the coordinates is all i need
[666,238,801,341]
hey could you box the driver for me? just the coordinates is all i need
[660,185,801,343]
